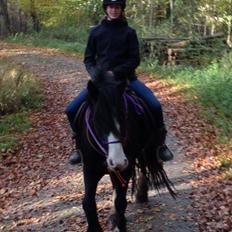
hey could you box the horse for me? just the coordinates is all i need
[74,74,175,232]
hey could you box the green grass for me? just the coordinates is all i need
[0,112,31,151]
[219,155,232,180]
[5,27,88,55]
[0,60,43,153]
[219,156,232,169]
[140,52,232,143]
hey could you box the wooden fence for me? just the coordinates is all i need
[140,33,230,65]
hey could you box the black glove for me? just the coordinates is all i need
[90,67,101,81]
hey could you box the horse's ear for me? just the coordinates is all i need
[87,80,98,98]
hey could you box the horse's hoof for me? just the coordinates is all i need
[108,214,127,232]
[135,193,148,203]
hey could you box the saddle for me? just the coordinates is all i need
[73,89,155,135]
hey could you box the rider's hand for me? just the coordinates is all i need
[90,67,101,81]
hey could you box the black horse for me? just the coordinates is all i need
[74,74,175,232]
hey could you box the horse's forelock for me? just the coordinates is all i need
[89,76,126,138]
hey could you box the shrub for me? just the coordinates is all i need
[0,112,31,151]
[0,60,43,153]
[0,60,43,115]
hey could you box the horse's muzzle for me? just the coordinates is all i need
[107,158,129,172]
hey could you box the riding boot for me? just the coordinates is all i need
[69,132,82,165]
[156,126,174,162]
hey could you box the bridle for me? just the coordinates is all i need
[84,90,145,186]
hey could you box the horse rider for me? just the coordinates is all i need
[65,0,174,164]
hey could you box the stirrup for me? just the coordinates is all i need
[157,145,174,162]
[69,150,82,165]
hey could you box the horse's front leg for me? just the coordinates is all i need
[109,172,130,232]
[82,169,103,232]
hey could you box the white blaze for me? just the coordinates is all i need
[107,132,128,171]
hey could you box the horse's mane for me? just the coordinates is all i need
[87,74,127,140]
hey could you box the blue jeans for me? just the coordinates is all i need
[65,79,164,131]
[128,79,164,127]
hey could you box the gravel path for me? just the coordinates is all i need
[0,44,199,232]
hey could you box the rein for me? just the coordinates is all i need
[123,92,144,115]
[85,107,122,156]
[85,106,107,156]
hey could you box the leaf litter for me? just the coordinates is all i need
[0,44,231,232]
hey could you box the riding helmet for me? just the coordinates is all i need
[102,0,126,10]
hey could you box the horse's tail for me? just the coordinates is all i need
[127,94,176,198]
[141,146,176,198]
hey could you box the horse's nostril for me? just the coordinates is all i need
[109,159,114,166]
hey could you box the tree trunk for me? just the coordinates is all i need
[19,8,25,32]
[149,0,154,29]
[30,0,40,32]
[228,0,232,47]
[169,0,174,27]
[0,0,11,36]
[210,23,215,35]
[227,18,232,48]
[203,16,208,36]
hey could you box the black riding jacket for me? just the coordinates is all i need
[84,18,140,81]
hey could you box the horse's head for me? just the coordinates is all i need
[87,73,128,172]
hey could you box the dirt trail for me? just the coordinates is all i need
[0,44,198,232]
